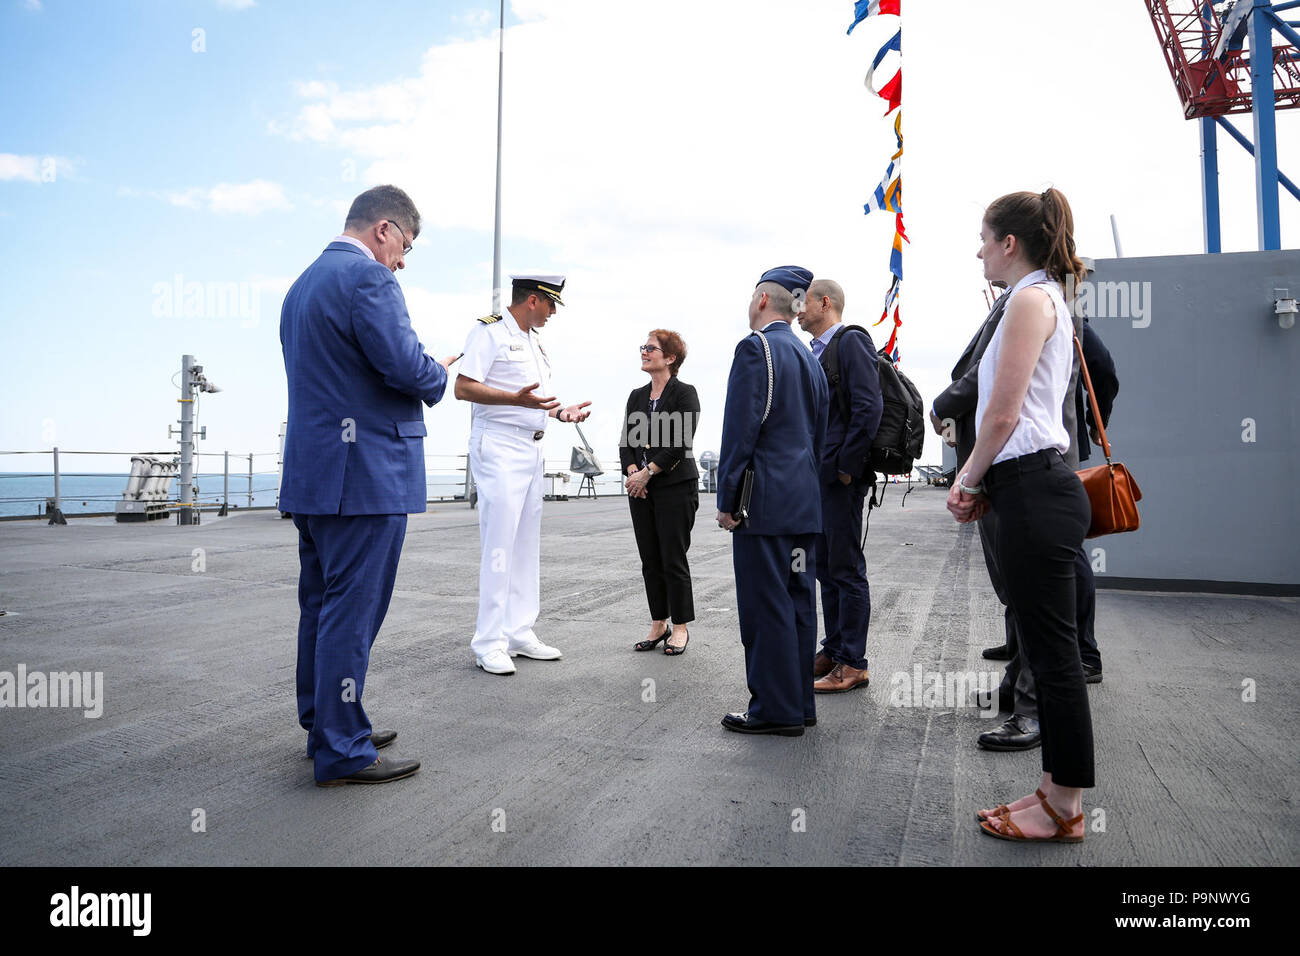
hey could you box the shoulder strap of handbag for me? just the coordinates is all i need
[1074,334,1112,465]
[754,331,773,425]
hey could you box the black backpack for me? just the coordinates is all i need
[823,324,925,478]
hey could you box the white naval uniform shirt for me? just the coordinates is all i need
[459,314,554,432]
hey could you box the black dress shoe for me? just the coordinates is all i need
[977,714,1041,751]
[721,712,804,737]
[981,644,1013,661]
[1082,665,1103,684]
[804,717,816,727]
[316,755,421,787]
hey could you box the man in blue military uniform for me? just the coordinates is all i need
[716,266,829,736]
[797,279,882,694]
[280,185,456,786]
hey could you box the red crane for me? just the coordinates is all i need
[1144,1,1300,250]
[1145,0,1300,117]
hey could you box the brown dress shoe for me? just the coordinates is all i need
[813,652,835,679]
[814,662,870,694]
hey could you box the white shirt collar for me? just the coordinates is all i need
[760,319,789,332]
[505,311,530,336]
[332,235,375,260]
[1009,268,1049,296]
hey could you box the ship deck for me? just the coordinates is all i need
[0,487,1295,866]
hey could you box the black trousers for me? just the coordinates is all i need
[985,450,1095,788]
[628,480,698,623]
[814,479,870,669]
[982,516,1102,721]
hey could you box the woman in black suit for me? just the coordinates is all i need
[620,329,700,656]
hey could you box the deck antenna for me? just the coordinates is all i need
[491,0,505,315]
[469,0,507,509]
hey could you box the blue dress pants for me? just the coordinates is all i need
[733,532,818,725]
[814,479,871,670]
[293,512,407,783]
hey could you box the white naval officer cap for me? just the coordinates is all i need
[510,273,566,306]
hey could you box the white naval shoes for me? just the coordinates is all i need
[508,638,563,661]
[474,649,517,675]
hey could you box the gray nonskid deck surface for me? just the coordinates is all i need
[0,488,1295,866]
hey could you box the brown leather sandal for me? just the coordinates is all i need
[979,790,1084,844]
[976,786,1045,821]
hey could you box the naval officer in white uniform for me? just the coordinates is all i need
[455,274,592,675]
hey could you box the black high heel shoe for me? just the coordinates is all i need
[664,627,689,656]
[634,624,671,652]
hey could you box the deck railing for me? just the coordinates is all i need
[0,447,634,522]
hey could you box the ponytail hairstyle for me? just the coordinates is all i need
[984,187,1087,293]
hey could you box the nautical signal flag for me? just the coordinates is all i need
[863,160,902,215]
[848,0,905,356]
[864,30,902,115]
[876,275,902,359]
[848,0,900,34]
[890,212,907,281]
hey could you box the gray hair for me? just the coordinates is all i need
[344,185,421,238]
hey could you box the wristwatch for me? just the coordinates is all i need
[958,473,984,495]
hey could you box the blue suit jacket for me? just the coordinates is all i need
[279,242,447,515]
[819,325,883,484]
[717,321,828,535]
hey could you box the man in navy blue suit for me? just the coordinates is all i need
[797,279,882,694]
[716,266,828,736]
[280,185,455,786]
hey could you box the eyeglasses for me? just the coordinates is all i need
[385,220,412,256]
[639,344,662,354]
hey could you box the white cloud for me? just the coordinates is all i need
[24,0,42,11]
[452,10,496,31]
[206,179,290,215]
[268,0,1300,463]
[292,80,333,100]
[267,1,897,459]
[120,179,291,215]
[216,0,255,10]
[0,153,74,182]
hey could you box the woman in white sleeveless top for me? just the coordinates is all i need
[947,188,1093,843]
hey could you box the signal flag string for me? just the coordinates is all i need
[848,0,905,360]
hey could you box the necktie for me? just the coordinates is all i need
[811,338,826,359]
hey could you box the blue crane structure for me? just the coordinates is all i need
[1147,0,1300,250]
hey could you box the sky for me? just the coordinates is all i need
[2,0,1298,482]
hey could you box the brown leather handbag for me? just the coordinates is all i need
[1074,335,1142,537]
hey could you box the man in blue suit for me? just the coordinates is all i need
[798,279,882,694]
[280,185,454,786]
[716,266,829,736]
